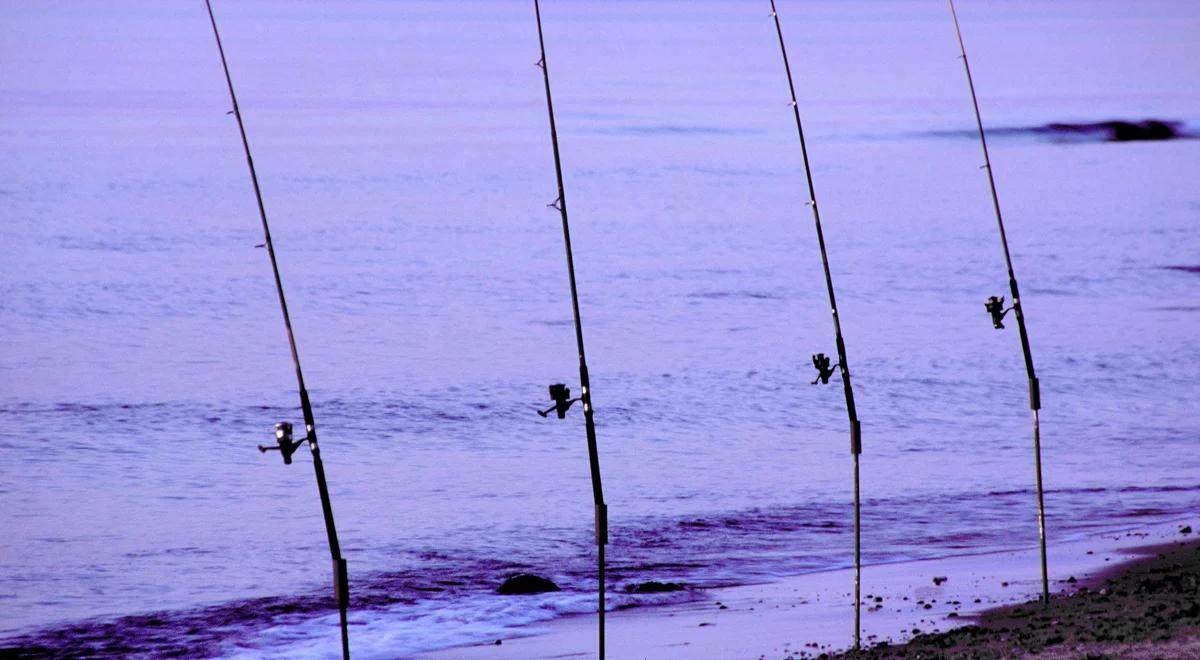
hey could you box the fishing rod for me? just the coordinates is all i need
[203,2,351,656]
[767,0,865,650]
[530,1,609,657]
[947,0,1048,605]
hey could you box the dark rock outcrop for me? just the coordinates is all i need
[1107,120,1178,141]
[1041,119,1185,142]
[624,581,686,594]
[496,574,560,595]
[935,119,1193,144]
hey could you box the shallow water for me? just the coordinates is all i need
[1,1,1198,657]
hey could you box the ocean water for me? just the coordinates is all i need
[1,0,1198,656]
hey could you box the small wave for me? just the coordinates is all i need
[686,290,782,301]
[0,593,334,658]
[598,124,752,137]
[7,482,1199,657]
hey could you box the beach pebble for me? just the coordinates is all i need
[625,581,685,594]
[1181,525,1192,534]
[933,576,948,585]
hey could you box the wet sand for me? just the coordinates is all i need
[834,532,1200,659]
[419,519,1197,659]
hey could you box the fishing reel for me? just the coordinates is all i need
[811,352,839,385]
[537,383,580,419]
[985,295,1012,329]
[258,422,307,465]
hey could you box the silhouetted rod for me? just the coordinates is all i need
[768,0,865,650]
[203,1,350,656]
[947,0,1048,605]
[533,1,608,657]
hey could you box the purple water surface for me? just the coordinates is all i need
[1,1,1198,657]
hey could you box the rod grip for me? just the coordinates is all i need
[850,420,862,455]
[595,503,608,545]
[333,558,349,609]
[1028,377,1041,411]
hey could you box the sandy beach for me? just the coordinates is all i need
[838,534,1200,659]
[420,519,1197,659]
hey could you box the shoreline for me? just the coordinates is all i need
[834,533,1200,659]
[417,517,1197,658]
